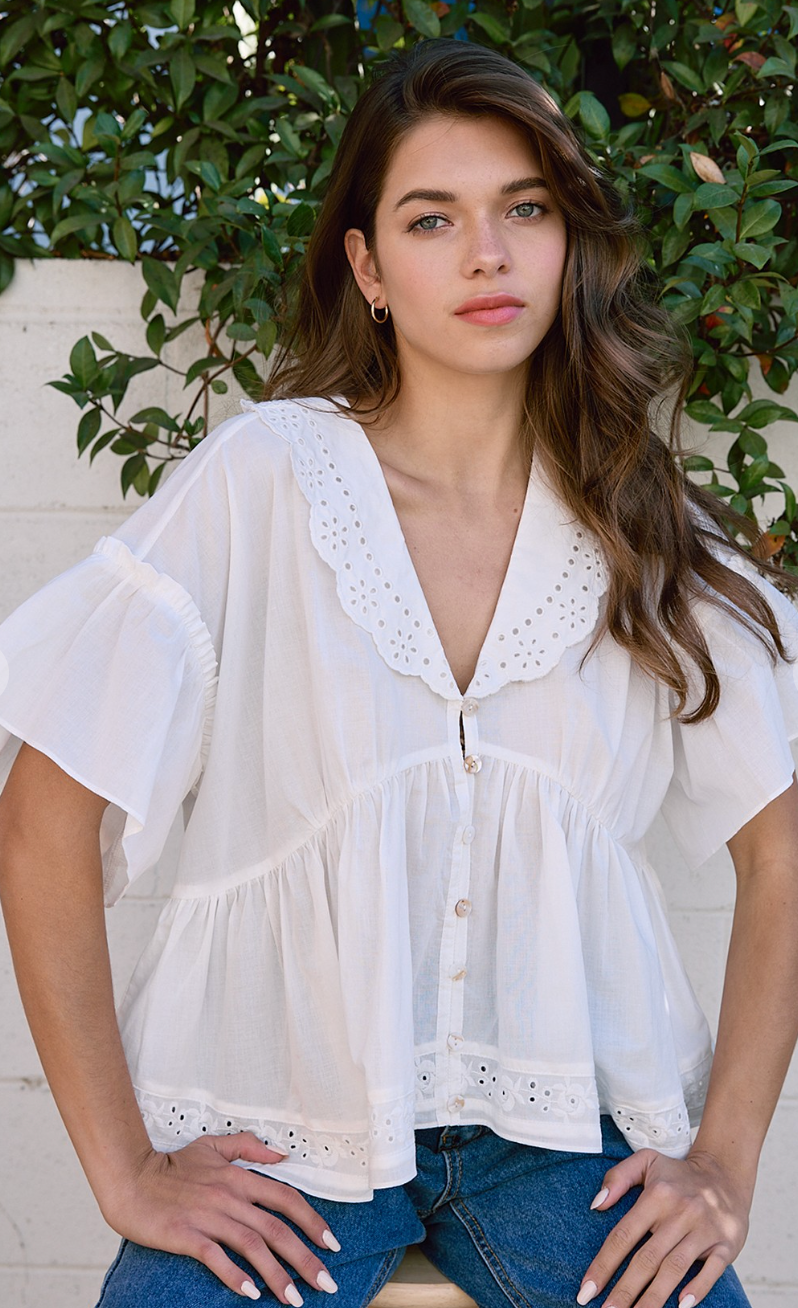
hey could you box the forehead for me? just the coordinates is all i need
[381,114,543,189]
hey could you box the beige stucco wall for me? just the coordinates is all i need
[0,259,795,1306]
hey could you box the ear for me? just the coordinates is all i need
[344,228,383,309]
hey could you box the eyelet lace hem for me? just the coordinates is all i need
[136,1052,710,1178]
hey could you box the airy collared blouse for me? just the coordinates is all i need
[1,394,797,1202]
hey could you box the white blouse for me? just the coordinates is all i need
[1,394,797,1203]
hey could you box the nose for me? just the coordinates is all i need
[461,217,511,277]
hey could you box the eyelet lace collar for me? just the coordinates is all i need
[241,395,608,701]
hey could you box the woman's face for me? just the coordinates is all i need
[345,113,568,384]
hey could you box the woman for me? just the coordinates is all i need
[0,36,796,1308]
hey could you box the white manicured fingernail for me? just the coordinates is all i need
[317,1270,338,1293]
[590,1187,609,1210]
[241,1283,261,1301]
[680,1297,696,1308]
[577,1282,598,1306]
[322,1229,341,1252]
[285,1285,304,1307]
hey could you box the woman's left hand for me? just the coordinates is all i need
[576,1147,752,1308]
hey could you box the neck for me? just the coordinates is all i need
[354,359,530,497]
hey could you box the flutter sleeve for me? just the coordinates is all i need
[0,407,253,905]
[660,539,798,871]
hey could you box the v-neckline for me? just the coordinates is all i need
[336,401,535,701]
[243,394,609,702]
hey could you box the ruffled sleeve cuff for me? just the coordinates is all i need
[660,547,798,870]
[0,535,218,904]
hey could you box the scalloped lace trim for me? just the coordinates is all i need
[241,398,609,700]
[91,534,219,772]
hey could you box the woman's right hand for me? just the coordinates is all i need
[103,1132,342,1304]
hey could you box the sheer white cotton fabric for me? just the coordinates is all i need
[1,394,797,1202]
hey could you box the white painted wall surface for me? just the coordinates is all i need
[0,260,796,1306]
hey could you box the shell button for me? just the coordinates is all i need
[462,825,476,844]
[447,1095,465,1112]
[463,754,482,774]
[447,1033,464,1051]
[454,898,472,917]
[450,966,467,981]
[461,698,479,716]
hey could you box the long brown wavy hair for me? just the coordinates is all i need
[262,36,797,723]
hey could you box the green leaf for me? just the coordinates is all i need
[732,241,772,268]
[673,192,695,230]
[51,212,105,244]
[170,0,196,28]
[91,333,114,352]
[256,320,278,358]
[129,406,180,431]
[577,93,610,140]
[612,23,637,71]
[701,283,729,313]
[184,356,222,385]
[739,199,782,239]
[232,356,263,400]
[142,256,180,313]
[757,57,796,79]
[662,60,705,93]
[291,64,336,104]
[75,54,105,98]
[112,216,138,261]
[683,455,715,472]
[261,226,284,269]
[694,182,738,209]
[77,407,102,452]
[618,93,651,117]
[637,163,695,194]
[685,399,727,423]
[286,201,315,237]
[186,159,222,191]
[226,322,257,340]
[402,0,441,39]
[146,314,166,355]
[121,107,148,141]
[470,12,511,44]
[735,0,758,25]
[374,15,404,50]
[0,14,37,67]
[55,77,77,123]
[70,336,98,389]
[108,21,132,60]
[170,47,196,112]
[662,226,691,267]
[736,399,798,427]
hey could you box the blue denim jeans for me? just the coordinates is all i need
[95,1118,751,1308]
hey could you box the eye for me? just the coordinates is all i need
[407,201,549,234]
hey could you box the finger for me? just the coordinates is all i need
[672,1250,731,1308]
[226,1197,339,1295]
[243,1173,342,1251]
[175,1223,286,1303]
[601,1234,703,1308]
[212,1216,313,1305]
[578,1202,667,1305]
[211,1130,291,1166]
[590,1150,658,1211]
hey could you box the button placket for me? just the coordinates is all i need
[436,698,477,1120]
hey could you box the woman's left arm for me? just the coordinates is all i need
[577,776,798,1308]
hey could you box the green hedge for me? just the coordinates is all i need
[1,1,798,567]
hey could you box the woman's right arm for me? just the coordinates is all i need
[0,743,341,1305]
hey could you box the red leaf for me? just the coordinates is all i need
[734,50,766,69]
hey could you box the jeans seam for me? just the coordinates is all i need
[94,1238,129,1307]
[449,1198,537,1308]
[362,1247,407,1305]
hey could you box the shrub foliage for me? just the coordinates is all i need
[1,0,797,566]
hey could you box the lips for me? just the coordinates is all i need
[455,294,524,314]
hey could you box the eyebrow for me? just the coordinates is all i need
[392,176,549,213]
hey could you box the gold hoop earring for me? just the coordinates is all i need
[370,298,389,323]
